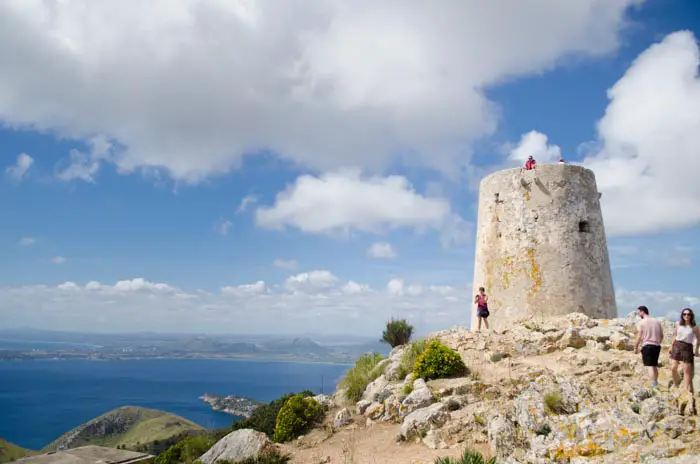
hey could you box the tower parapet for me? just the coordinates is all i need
[471,164,616,330]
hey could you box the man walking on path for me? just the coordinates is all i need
[634,305,664,388]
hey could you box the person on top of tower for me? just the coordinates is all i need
[524,155,536,170]
[558,157,566,164]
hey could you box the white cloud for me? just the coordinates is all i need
[18,237,35,246]
[221,280,268,296]
[55,136,113,183]
[5,153,34,181]
[0,273,473,335]
[255,170,462,241]
[615,288,700,321]
[285,270,339,293]
[367,242,397,259]
[236,195,258,214]
[273,259,298,270]
[0,1,641,182]
[581,31,700,236]
[51,256,66,264]
[508,130,562,164]
[218,219,233,236]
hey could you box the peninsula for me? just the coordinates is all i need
[199,394,261,418]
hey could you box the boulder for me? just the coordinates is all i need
[397,403,449,441]
[401,378,435,415]
[198,429,273,464]
[355,399,372,415]
[362,375,390,402]
[333,408,352,428]
[488,414,520,461]
[312,394,332,409]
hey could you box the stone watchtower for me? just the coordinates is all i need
[471,164,617,330]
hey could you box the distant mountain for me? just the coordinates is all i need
[42,406,204,453]
[0,438,35,463]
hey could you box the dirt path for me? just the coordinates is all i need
[280,422,489,464]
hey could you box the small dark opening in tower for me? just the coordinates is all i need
[579,220,590,233]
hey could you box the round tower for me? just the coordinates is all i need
[471,164,617,330]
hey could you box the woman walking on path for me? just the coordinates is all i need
[474,287,489,332]
[670,308,700,392]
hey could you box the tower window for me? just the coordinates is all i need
[579,221,590,233]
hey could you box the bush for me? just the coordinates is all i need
[154,436,216,464]
[273,394,323,442]
[232,390,314,437]
[543,391,567,415]
[395,338,431,380]
[380,318,414,347]
[434,449,496,464]
[535,424,551,436]
[413,340,467,381]
[340,352,384,402]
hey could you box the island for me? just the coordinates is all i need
[199,394,262,418]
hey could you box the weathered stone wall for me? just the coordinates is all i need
[471,164,616,330]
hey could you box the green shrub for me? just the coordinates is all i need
[403,383,414,395]
[535,424,551,436]
[154,436,216,464]
[543,391,567,415]
[340,352,384,402]
[434,448,496,464]
[273,394,322,443]
[381,318,414,347]
[395,338,431,379]
[232,390,314,437]
[631,404,640,414]
[413,340,467,381]
[473,415,486,426]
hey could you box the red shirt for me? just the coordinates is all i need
[525,159,536,170]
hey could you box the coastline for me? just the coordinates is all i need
[0,355,354,366]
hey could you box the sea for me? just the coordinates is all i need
[0,358,350,450]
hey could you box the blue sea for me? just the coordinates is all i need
[0,359,350,450]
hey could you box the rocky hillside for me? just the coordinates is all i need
[0,438,35,463]
[274,312,700,463]
[42,406,204,452]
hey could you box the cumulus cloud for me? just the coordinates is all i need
[18,237,35,246]
[5,153,34,181]
[255,170,461,241]
[0,273,473,335]
[367,242,397,259]
[581,31,700,236]
[508,131,562,164]
[616,288,699,320]
[0,1,641,182]
[55,136,113,183]
[51,256,66,264]
[273,259,298,270]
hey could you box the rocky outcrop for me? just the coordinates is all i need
[198,429,275,464]
[323,312,700,463]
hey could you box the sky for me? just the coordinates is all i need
[1,0,699,336]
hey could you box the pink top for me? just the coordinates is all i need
[638,317,663,346]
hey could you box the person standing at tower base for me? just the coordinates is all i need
[634,305,664,388]
[474,287,490,332]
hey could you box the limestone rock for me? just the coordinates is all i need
[362,375,390,402]
[198,429,273,464]
[640,394,675,423]
[355,399,372,415]
[333,408,352,428]
[488,414,521,461]
[401,378,435,415]
[311,394,332,409]
[363,402,384,420]
[560,328,586,349]
[397,403,449,441]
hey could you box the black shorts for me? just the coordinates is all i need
[477,307,489,319]
[641,344,661,367]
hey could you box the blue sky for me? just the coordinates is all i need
[1,0,699,335]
